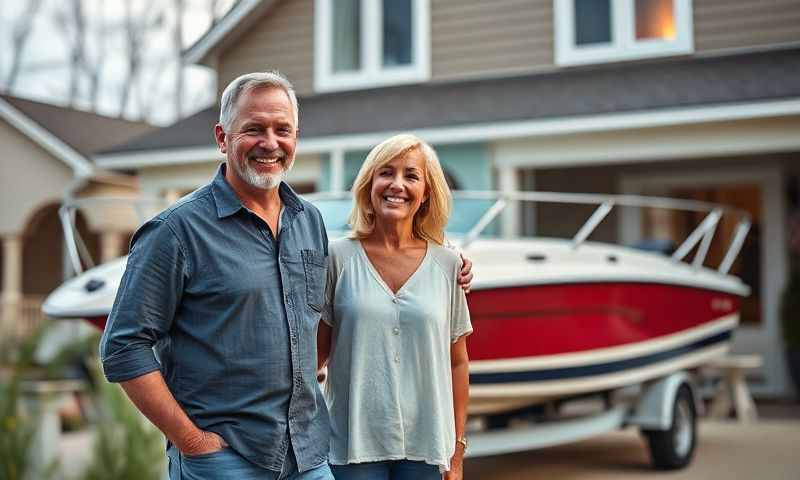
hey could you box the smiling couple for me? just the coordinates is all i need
[99,71,472,480]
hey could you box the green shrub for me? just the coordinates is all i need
[80,362,166,480]
[0,378,37,480]
[0,326,59,480]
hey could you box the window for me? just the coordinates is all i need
[554,0,693,66]
[315,0,430,92]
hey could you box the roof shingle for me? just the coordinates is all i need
[101,47,800,155]
[1,94,156,157]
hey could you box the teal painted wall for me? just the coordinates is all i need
[435,143,491,191]
[317,153,330,191]
[315,150,371,191]
[344,150,370,189]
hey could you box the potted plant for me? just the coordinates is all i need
[781,266,800,398]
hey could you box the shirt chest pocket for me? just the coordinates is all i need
[301,249,326,312]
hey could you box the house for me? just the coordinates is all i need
[92,0,800,397]
[0,94,155,338]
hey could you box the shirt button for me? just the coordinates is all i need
[392,327,400,335]
[392,297,399,304]
[394,354,400,363]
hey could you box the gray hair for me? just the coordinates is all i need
[218,71,299,131]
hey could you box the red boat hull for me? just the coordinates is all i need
[464,282,740,413]
[467,282,739,360]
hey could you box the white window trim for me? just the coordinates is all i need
[554,0,694,66]
[314,0,430,93]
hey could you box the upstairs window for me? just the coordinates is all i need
[315,0,430,92]
[555,0,693,66]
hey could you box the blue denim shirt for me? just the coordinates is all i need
[99,164,330,472]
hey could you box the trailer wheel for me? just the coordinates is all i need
[642,383,697,470]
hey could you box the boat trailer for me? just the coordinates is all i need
[466,371,700,471]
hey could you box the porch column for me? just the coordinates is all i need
[1,234,23,336]
[522,170,537,236]
[498,166,520,238]
[100,231,126,263]
[330,149,345,193]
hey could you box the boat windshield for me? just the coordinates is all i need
[311,196,497,236]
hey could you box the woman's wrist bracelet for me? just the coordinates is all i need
[456,437,468,451]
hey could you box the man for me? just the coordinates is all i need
[100,71,472,480]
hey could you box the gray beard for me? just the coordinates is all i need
[234,159,286,190]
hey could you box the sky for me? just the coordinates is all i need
[0,0,237,125]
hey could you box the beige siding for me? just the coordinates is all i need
[137,162,221,198]
[694,0,800,51]
[431,0,553,80]
[218,0,315,96]
[136,155,321,197]
[0,120,73,236]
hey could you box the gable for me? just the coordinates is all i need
[0,119,74,235]
[0,97,92,177]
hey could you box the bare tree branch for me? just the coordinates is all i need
[0,0,5,82]
[210,0,224,25]
[118,0,137,115]
[67,0,87,106]
[122,0,166,118]
[174,0,185,118]
[6,0,45,89]
[86,0,107,110]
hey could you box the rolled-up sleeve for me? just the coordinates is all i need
[99,219,188,383]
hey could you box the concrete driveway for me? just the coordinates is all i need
[465,419,800,479]
[60,404,800,479]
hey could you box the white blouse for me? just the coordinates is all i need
[321,238,472,471]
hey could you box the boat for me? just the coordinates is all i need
[43,191,750,417]
[312,191,750,416]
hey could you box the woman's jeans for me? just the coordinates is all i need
[167,444,333,480]
[330,460,441,480]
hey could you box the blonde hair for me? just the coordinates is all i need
[349,134,452,245]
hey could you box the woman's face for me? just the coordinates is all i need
[369,148,428,227]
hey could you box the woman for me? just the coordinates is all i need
[318,134,472,480]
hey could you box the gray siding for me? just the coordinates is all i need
[695,0,800,52]
[218,0,315,97]
[431,0,553,80]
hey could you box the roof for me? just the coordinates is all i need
[183,0,278,66]
[0,94,156,157]
[100,47,800,158]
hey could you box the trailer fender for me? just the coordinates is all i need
[627,372,702,430]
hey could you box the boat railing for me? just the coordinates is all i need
[304,190,751,275]
[59,191,750,277]
[59,196,168,275]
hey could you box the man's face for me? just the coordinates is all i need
[215,86,297,191]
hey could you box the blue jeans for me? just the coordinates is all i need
[167,445,333,480]
[330,461,440,480]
